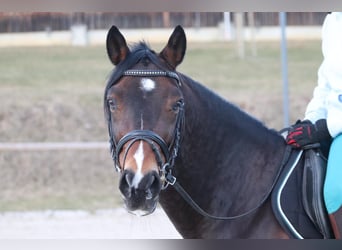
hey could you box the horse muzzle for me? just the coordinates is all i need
[119,169,161,215]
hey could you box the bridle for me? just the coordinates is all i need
[106,69,184,189]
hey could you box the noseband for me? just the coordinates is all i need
[107,69,184,189]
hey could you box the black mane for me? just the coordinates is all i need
[179,73,281,146]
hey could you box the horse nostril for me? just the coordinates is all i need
[145,172,161,200]
[148,175,155,187]
[125,172,133,187]
[149,171,161,195]
[146,189,153,200]
[135,172,161,199]
[119,170,134,198]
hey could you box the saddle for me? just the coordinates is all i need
[271,139,334,238]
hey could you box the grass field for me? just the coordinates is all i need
[0,40,322,211]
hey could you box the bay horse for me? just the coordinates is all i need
[103,25,334,238]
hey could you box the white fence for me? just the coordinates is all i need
[0,26,322,47]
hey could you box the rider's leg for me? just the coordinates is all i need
[324,134,342,239]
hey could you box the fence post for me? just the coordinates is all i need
[280,12,290,127]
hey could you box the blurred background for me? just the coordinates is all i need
[0,12,326,238]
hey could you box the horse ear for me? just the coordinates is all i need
[106,26,130,65]
[160,25,186,69]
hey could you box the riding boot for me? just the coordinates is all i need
[329,207,342,239]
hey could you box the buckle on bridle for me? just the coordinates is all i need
[161,163,177,190]
[165,171,176,186]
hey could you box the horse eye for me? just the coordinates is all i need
[172,99,184,113]
[108,99,117,112]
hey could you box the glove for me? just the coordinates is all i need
[286,119,331,148]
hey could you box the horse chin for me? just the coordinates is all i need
[122,197,159,216]
[127,205,157,217]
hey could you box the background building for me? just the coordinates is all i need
[0,12,327,33]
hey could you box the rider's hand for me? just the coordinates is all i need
[286,119,331,148]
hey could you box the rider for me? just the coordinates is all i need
[286,12,342,239]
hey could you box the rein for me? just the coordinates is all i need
[107,68,292,220]
[171,145,292,220]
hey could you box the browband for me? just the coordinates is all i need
[122,69,181,86]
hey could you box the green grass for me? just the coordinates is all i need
[0,40,322,211]
[180,41,321,127]
[0,47,111,87]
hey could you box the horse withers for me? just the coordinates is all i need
[103,25,337,238]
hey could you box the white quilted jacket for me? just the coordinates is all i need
[304,12,342,138]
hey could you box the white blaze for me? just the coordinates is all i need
[140,78,155,92]
[131,78,154,188]
[132,141,144,188]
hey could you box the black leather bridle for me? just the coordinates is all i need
[106,69,184,189]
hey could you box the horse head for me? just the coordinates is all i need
[104,26,186,216]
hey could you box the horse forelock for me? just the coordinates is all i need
[106,42,161,88]
[104,41,169,120]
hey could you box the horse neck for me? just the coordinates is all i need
[180,78,285,167]
[159,77,286,237]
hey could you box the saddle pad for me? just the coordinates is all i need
[271,150,323,239]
